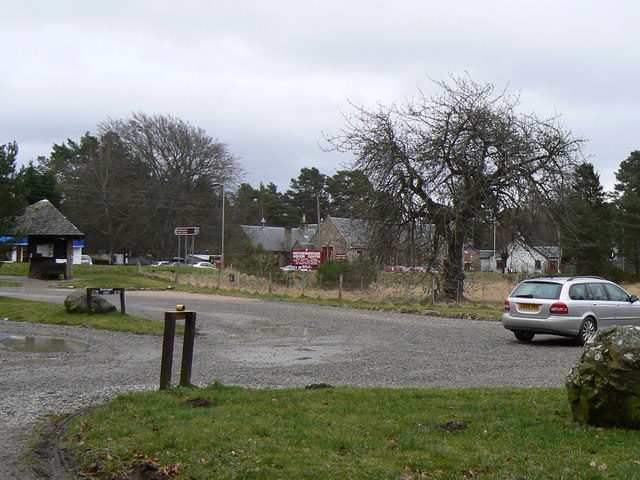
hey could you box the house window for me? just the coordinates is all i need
[535,259,542,270]
[356,250,363,258]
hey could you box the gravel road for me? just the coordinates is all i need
[0,279,583,479]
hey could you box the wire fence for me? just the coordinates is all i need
[144,267,525,303]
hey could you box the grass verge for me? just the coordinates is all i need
[0,296,174,335]
[1,264,504,320]
[62,384,640,479]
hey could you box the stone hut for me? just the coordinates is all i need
[11,199,84,280]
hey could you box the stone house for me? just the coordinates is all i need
[240,218,317,266]
[309,215,369,263]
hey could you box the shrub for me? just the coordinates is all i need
[316,260,377,289]
[600,262,637,284]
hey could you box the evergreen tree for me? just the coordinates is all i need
[0,142,25,225]
[325,169,373,218]
[561,162,611,275]
[15,161,63,207]
[285,167,328,224]
[0,142,25,258]
[259,182,298,227]
[613,151,640,275]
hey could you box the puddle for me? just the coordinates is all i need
[0,335,88,353]
[260,326,324,337]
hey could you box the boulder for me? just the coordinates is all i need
[64,289,116,314]
[566,325,640,428]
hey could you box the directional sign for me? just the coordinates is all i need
[174,226,200,236]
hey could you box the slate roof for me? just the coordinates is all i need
[241,224,316,252]
[328,217,369,248]
[478,249,494,259]
[12,200,84,237]
[532,245,561,258]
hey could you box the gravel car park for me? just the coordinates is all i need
[502,275,640,344]
[1,279,585,479]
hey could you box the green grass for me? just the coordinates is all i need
[62,384,640,479]
[0,296,174,335]
[0,262,178,289]
[60,264,179,289]
[1,263,505,320]
[0,261,29,276]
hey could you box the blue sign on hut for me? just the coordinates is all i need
[11,199,84,280]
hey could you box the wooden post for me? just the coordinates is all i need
[120,289,126,314]
[160,306,197,390]
[86,288,93,315]
[159,312,176,390]
[180,312,197,387]
[65,239,74,280]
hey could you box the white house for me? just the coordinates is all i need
[506,241,561,274]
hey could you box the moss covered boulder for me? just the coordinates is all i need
[64,288,116,314]
[566,325,640,428]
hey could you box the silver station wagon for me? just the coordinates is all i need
[501,276,640,344]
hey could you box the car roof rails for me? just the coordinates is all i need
[526,275,565,279]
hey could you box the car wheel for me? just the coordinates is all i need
[513,331,535,342]
[578,317,597,345]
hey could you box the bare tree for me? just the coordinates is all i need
[41,114,244,259]
[326,74,585,300]
[97,113,244,255]
[99,112,243,189]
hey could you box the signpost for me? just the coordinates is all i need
[174,226,200,236]
[175,226,200,265]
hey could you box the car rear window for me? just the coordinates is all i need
[511,281,562,300]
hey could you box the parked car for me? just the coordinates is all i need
[81,255,92,265]
[502,276,640,344]
[128,254,154,265]
[150,261,170,266]
[192,261,216,268]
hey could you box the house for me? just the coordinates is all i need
[5,199,85,279]
[505,241,561,274]
[240,218,317,266]
[309,215,369,263]
[462,245,483,272]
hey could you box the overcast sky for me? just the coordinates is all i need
[2,0,638,192]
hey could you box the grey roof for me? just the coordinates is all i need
[241,224,316,252]
[532,245,562,258]
[477,249,494,259]
[12,200,84,237]
[329,217,369,248]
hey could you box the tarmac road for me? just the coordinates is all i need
[0,279,583,479]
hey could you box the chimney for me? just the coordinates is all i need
[284,227,292,250]
[299,214,308,234]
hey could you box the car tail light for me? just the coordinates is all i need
[550,302,568,315]
[504,300,510,311]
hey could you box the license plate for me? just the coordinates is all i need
[519,303,540,311]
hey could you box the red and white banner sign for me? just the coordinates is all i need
[292,249,322,267]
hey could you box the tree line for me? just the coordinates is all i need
[1,75,639,300]
[0,113,374,263]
